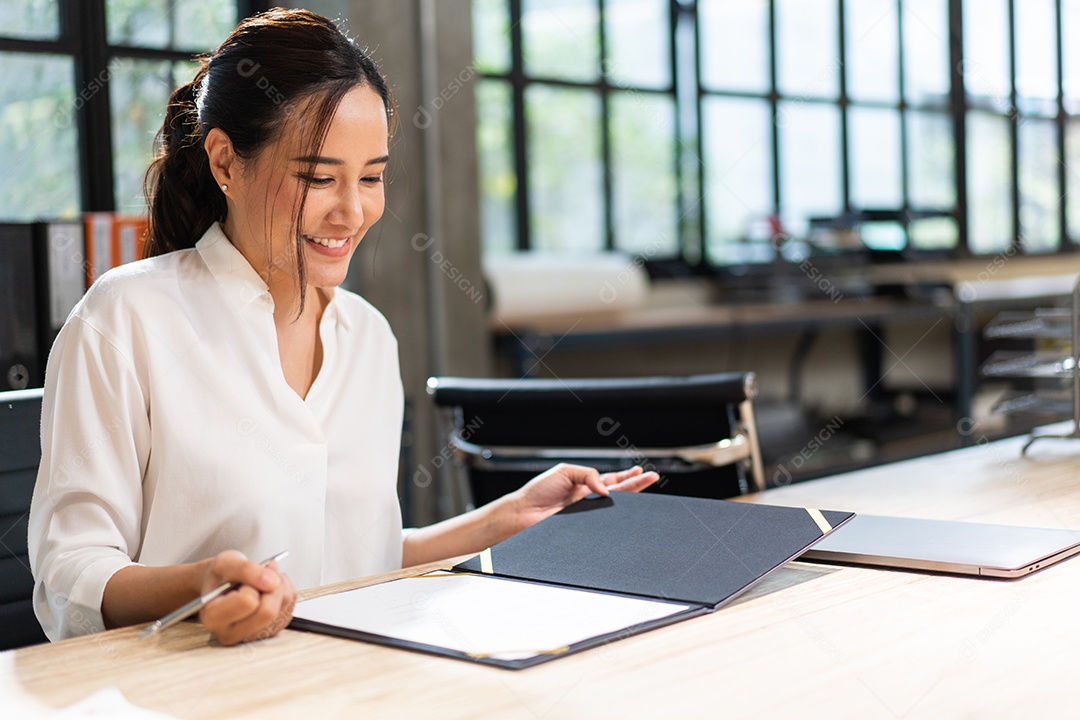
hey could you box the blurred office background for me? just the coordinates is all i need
[2,0,1079,524]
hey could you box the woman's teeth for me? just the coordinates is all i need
[305,235,347,248]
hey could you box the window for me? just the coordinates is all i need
[0,2,77,221]
[473,0,1080,264]
[473,0,680,257]
[0,0,262,222]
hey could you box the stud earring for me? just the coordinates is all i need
[221,184,228,192]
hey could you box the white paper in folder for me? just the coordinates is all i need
[483,253,649,324]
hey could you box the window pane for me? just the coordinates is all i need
[778,102,842,235]
[861,221,906,251]
[523,0,600,82]
[1068,118,1080,243]
[473,0,511,74]
[108,0,169,47]
[1063,0,1080,113]
[610,92,677,255]
[605,0,670,89]
[108,0,233,51]
[0,0,59,39]
[0,53,79,220]
[962,0,1011,106]
[906,111,955,208]
[110,58,172,213]
[909,217,958,250]
[174,0,236,52]
[173,60,202,89]
[699,0,770,94]
[1018,119,1061,252]
[966,111,1013,253]
[526,86,603,251]
[1015,0,1058,116]
[849,107,902,209]
[702,97,773,263]
[776,0,839,99]
[476,80,517,254]
[903,0,950,106]
[845,0,899,103]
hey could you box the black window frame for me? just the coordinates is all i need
[479,0,682,253]
[960,0,1072,256]
[474,0,1080,270]
[0,0,269,217]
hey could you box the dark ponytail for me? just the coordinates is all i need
[143,62,226,257]
[142,8,396,311]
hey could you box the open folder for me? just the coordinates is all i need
[291,492,854,669]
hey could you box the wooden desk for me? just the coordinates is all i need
[6,433,1080,718]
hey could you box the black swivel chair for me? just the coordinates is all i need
[0,387,48,649]
[427,372,764,507]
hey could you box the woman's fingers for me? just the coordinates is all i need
[599,465,660,492]
[567,464,661,496]
[198,550,294,646]
[546,463,609,498]
[582,469,610,497]
[610,470,660,492]
[602,465,644,485]
[244,571,295,642]
[203,550,279,595]
[202,572,296,646]
[200,583,261,631]
[222,587,285,644]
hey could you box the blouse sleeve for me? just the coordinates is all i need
[28,314,151,641]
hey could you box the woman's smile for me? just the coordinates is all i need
[304,234,352,257]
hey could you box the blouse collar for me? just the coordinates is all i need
[194,222,349,331]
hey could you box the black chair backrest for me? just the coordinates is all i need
[0,387,47,649]
[429,373,758,506]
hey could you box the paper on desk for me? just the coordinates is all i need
[2,686,179,720]
[46,688,179,719]
[293,573,691,661]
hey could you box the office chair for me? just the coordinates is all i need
[427,372,764,507]
[0,387,47,650]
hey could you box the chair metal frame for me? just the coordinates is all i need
[429,372,765,497]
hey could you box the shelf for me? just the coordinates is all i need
[981,278,1080,454]
[980,351,1075,378]
[983,309,1072,340]
[992,391,1074,416]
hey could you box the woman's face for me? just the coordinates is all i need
[225,84,390,297]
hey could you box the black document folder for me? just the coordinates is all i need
[291,492,854,669]
[0,224,42,389]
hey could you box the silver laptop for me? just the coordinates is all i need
[801,514,1080,578]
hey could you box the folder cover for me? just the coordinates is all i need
[291,493,854,669]
[455,492,854,608]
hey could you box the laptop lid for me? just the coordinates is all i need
[800,514,1080,578]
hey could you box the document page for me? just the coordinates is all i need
[293,573,692,662]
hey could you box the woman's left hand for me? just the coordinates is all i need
[401,463,660,567]
[507,463,660,534]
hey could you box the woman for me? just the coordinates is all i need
[28,9,657,646]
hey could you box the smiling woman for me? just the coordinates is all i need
[27,8,657,649]
[142,8,395,319]
[207,91,390,297]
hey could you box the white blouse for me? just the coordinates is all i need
[29,222,405,641]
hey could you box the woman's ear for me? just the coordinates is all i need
[204,128,237,191]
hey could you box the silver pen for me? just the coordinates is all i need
[138,550,289,639]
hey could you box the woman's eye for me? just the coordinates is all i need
[361,175,383,185]
[298,174,334,187]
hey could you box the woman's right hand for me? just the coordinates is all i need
[196,550,296,646]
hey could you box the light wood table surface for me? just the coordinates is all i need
[6,432,1080,718]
